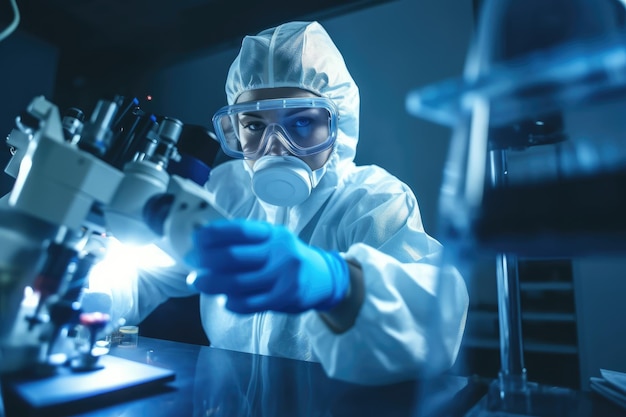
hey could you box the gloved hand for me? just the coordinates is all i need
[185,219,350,314]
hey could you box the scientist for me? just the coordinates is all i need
[111,20,468,385]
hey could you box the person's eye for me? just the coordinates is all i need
[241,121,266,132]
[293,117,312,128]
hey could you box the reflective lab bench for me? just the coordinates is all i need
[2,336,626,417]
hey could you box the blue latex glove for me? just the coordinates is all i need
[185,219,350,314]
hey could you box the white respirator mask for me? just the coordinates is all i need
[250,155,327,206]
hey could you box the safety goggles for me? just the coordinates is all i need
[212,97,339,160]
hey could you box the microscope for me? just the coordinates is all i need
[0,95,224,385]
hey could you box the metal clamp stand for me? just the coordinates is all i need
[488,149,530,411]
[466,150,581,416]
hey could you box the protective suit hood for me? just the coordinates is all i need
[225,21,360,178]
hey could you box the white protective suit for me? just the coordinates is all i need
[113,21,469,386]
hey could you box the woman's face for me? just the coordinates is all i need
[236,87,334,171]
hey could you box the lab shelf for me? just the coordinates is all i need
[462,337,579,354]
[455,258,580,389]
[521,312,577,322]
[467,310,576,322]
[520,282,574,291]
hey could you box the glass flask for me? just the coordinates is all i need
[407,0,626,415]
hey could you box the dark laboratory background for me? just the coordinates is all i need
[1,0,625,394]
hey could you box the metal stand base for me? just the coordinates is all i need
[465,379,587,417]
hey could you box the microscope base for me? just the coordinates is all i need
[1,354,175,416]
